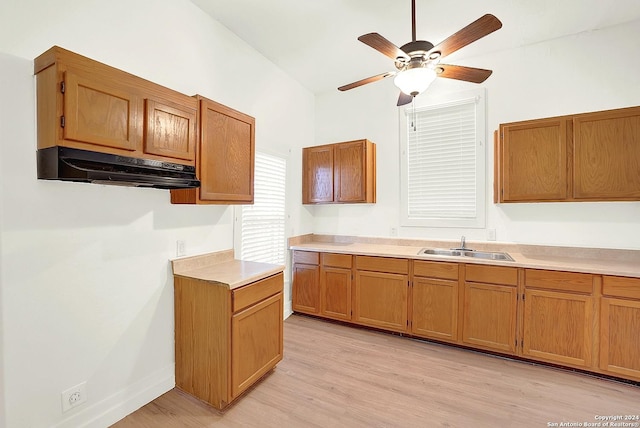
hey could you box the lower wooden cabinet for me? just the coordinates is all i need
[290,248,640,384]
[353,256,409,333]
[522,269,595,368]
[174,272,283,410]
[461,264,518,353]
[600,276,640,381]
[292,251,320,315]
[320,253,353,321]
[411,261,459,342]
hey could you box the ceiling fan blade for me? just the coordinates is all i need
[397,92,413,106]
[338,71,396,92]
[436,64,493,83]
[429,14,502,59]
[358,33,410,61]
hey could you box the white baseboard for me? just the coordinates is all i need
[52,364,174,428]
[284,300,293,319]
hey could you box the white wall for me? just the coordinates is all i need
[314,20,640,250]
[0,1,314,427]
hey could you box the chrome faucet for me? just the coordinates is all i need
[451,235,471,251]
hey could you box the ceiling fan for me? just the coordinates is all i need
[338,0,502,106]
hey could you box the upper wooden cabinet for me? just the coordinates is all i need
[171,96,255,204]
[302,139,376,204]
[34,46,197,165]
[495,105,640,202]
[498,117,569,201]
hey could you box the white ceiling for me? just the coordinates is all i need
[191,0,640,94]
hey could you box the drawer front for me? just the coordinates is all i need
[322,253,352,269]
[465,264,518,286]
[355,256,409,274]
[603,276,640,299]
[293,251,319,265]
[413,260,458,280]
[525,269,593,294]
[233,273,283,313]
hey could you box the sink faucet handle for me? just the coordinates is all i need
[461,235,466,249]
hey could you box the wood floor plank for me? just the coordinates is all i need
[112,314,640,427]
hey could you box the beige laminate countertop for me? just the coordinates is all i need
[289,235,640,279]
[171,250,284,290]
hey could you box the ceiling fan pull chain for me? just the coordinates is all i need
[411,98,417,132]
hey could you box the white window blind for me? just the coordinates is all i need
[239,152,286,265]
[400,89,486,228]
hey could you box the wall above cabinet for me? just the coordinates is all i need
[495,105,640,203]
[302,139,376,204]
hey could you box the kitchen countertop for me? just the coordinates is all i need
[171,250,284,289]
[289,234,640,279]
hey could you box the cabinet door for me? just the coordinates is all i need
[303,145,334,203]
[462,282,517,353]
[144,97,197,162]
[199,98,254,203]
[231,293,283,399]
[321,266,352,321]
[292,263,320,314]
[334,140,367,203]
[63,69,140,152]
[522,289,594,368]
[354,270,408,333]
[411,277,458,342]
[500,118,568,201]
[573,107,640,199]
[600,297,640,380]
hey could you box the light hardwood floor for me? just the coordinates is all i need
[112,314,640,427]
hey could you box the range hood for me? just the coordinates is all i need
[37,146,200,189]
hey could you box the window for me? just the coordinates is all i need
[400,88,486,228]
[236,152,287,264]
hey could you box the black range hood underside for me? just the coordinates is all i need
[37,146,200,190]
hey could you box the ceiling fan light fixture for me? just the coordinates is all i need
[393,65,437,96]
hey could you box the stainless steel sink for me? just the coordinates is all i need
[462,251,514,261]
[418,248,514,262]
[419,248,464,257]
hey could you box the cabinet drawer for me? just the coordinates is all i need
[233,273,283,313]
[413,260,458,280]
[603,276,640,299]
[293,251,319,265]
[322,253,352,268]
[465,264,517,286]
[525,269,593,294]
[355,256,409,274]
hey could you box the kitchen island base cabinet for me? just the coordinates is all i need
[600,276,640,381]
[174,272,283,410]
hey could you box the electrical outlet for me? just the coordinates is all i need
[487,229,496,241]
[390,227,398,237]
[61,381,86,412]
[176,240,186,257]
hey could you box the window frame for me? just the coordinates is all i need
[399,88,487,229]
[234,151,287,265]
